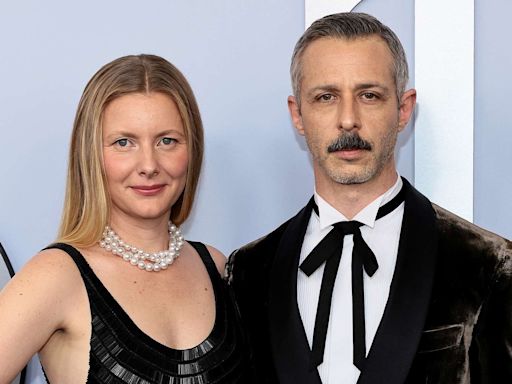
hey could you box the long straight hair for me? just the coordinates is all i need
[58,54,204,247]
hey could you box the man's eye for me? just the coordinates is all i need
[161,137,176,145]
[362,92,378,100]
[319,94,334,101]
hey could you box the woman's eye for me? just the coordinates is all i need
[114,138,129,147]
[161,137,176,145]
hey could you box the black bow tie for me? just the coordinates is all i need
[299,186,405,371]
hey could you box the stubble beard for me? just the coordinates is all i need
[308,129,399,186]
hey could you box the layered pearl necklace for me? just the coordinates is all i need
[99,222,184,272]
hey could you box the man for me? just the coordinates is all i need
[227,12,512,384]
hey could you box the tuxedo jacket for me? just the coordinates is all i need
[227,179,512,384]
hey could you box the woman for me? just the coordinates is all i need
[0,54,251,383]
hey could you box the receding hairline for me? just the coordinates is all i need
[297,35,398,93]
[298,34,396,64]
[291,13,410,104]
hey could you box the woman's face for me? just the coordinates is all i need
[102,92,188,224]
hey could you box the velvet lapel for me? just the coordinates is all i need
[268,198,322,384]
[357,178,438,384]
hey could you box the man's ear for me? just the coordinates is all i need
[398,88,417,131]
[288,95,305,136]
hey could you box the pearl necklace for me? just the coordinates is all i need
[99,222,184,272]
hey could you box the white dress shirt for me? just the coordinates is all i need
[297,176,404,384]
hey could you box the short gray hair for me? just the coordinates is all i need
[291,12,409,106]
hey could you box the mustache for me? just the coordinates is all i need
[327,133,372,152]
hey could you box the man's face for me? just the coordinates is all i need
[289,36,415,188]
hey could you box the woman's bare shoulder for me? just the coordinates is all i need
[3,247,83,308]
[0,247,86,381]
[21,247,81,283]
[204,244,227,276]
[4,248,86,313]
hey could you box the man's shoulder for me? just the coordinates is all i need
[228,217,292,270]
[226,199,313,284]
[433,204,510,247]
[432,203,512,273]
[405,177,511,259]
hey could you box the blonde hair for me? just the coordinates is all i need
[58,54,204,247]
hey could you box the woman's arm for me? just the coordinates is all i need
[0,249,78,383]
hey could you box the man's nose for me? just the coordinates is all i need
[336,97,361,131]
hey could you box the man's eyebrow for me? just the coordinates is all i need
[306,85,340,96]
[306,83,391,96]
[354,83,391,93]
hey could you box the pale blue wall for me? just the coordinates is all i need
[1,1,510,383]
[474,0,512,239]
[0,1,305,382]
[0,0,307,269]
[354,0,415,182]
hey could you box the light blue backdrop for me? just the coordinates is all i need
[474,0,512,237]
[0,1,510,383]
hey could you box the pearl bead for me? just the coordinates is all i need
[99,221,183,272]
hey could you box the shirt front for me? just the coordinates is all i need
[297,176,404,384]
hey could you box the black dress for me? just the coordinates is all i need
[43,241,252,383]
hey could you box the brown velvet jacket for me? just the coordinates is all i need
[227,178,512,383]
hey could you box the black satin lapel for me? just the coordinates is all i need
[268,198,322,384]
[358,178,438,384]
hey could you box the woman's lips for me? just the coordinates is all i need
[131,184,165,196]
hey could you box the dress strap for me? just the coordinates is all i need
[43,243,91,276]
[45,242,222,283]
[188,241,221,283]
[41,243,88,384]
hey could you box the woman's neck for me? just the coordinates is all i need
[108,214,172,253]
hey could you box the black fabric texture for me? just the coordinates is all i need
[44,241,252,383]
[227,178,512,384]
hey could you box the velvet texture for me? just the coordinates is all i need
[407,205,512,383]
[227,179,512,384]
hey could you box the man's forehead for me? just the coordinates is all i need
[300,36,394,78]
[302,34,392,59]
